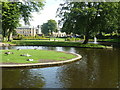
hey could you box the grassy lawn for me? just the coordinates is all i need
[97,39,120,43]
[1,49,77,63]
[50,38,65,41]
[7,40,106,48]
[21,37,65,41]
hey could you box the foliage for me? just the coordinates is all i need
[22,36,49,40]
[98,38,120,43]
[48,19,57,33]
[66,37,80,41]
[41,23,49,35]
[2,1,44,41]
[41,19,57,35]
[13,34,24,40]
[57,2,119,44]
[2,2,20,41]
[96,32,120,39]
[13,35,49,40]
[12,30,18,36]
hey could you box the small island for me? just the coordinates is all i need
[0,49,81,68]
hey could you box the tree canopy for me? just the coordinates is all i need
[41,19,57,35]
[2,1,44,41]
[48,19,57,34]
[41,22,49,35]
[57,2,119,44]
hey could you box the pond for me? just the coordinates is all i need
[1,46,119,88]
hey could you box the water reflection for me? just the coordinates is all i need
[1,46,119,88]
[2,69,45,88]
[58,48,118,88]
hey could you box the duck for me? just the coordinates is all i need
[4,51,11,55]
[17,48,21,50]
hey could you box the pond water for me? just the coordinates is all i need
[1,46,120,88]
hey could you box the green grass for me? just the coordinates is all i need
[97,39,120,43]
[50,38,65,41]
[21,37,65,41]
[8,40,106,48]
[1,49,77,63]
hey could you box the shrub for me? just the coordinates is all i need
[22,36,49,40]
[13,34,24,40]
[66,38,80,41]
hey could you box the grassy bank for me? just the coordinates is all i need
[97,39,120,43]
[7,40,106,48]
[1,49,77,63]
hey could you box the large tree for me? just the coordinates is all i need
[41,19,57,35]
[57,2,119,44]
[48,19,57,34]
[2,2,20,41]
[41,23,49,35]
[2,1,44,41]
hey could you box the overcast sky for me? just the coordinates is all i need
[20,0,64,27]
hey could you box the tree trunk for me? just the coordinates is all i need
[7,29,13,42]
[8,34,10,42]
[82,34,89,44]
[8,33,13,42]
[2,36,5,41]
[2,29,7,41]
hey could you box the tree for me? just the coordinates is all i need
[41,23,49,35]
[57,2,119,44]
[41,19,57,35]
[0,2,2,35]
[117,2,120,34]
[2,2,20,41]
[2,1,44,41]
[48,19,57,34]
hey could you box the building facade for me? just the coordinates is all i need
[52,30,66,37]
[52,26,67,37]
[16,26,66,37]
[16,26,42,36]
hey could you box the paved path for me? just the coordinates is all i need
[0,42,5,46]
[0,42,9,46]
[0,42,16,46]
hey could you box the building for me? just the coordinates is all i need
[52,26,67,37]
[16,25,66,37]
[16,26,42,36]
[52,30,66,37]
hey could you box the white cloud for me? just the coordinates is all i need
[28,0,64,27]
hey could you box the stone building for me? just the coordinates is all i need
[52,30,66,37]
[52,26,67,37]
[16,26,42,36]
[16,25,66,37]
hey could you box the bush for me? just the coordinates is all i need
[22,36,49,40]
[66,38,80,41]
[13,37,22,40]
[13,35,50,40]
[13,34,24,40]
[75,38,81,41]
